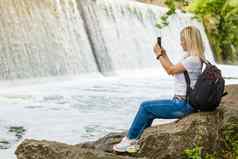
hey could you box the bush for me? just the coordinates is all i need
[156,0,238,63]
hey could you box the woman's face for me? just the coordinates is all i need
[180,36,187,51]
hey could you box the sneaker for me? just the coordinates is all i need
[127,144,140,153]
[113,136,139,153]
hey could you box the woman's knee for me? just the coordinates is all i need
[140,99,166,109]
[138,101,159,122]
[139,100,153,112]
[140,101,148,108]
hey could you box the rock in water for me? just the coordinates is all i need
[15,85,238,159]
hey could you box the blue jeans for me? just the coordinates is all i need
[127,96,194,139]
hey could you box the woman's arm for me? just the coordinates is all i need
[153,43,186,75]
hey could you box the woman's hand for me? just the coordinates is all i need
[153,43,166,57]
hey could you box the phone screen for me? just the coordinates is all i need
[157,37,161,47]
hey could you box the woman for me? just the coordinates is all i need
[113,26,205,153]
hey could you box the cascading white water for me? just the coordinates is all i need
[0,0,98,80]
[0,0,214,80]
[77,0,215,75]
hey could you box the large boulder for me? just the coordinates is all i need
[15,139,136,159]
[15,85,238,159]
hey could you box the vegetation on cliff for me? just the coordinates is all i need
[155,0,238,64]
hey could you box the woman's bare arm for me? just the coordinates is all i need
[153,43,186,75]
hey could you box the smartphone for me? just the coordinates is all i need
[157,37,162,47]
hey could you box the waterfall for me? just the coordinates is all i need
[0,0,215,80]
[78,0,215,75]
[0,0,99,80]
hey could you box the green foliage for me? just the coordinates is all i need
[183,146,217,159]
[156,0,190,28]
[204,154,216,159]
[223,124,238,158]
[187,0,238,63]
[183,145,202,159]
[155,0,238,63]
[187,0,225,16]
[155,0,176,29]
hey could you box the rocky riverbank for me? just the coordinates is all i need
[15,85,238,159]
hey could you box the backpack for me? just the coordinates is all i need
[183,59,228,111]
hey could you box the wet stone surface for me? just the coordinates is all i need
[8,126,26,140]
[0,125,26,150]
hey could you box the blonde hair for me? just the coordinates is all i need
[180,26,205,59]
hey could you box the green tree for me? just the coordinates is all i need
[156,0,238,63]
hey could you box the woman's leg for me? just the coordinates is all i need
[127,98,194,139]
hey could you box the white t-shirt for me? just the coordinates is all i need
[174,55,202,96]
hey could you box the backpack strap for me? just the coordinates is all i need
[183,56,207,103]
[200,57,211,66]
[200,57,205,63]
[184,71,191,103]
[222,92,228,97]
